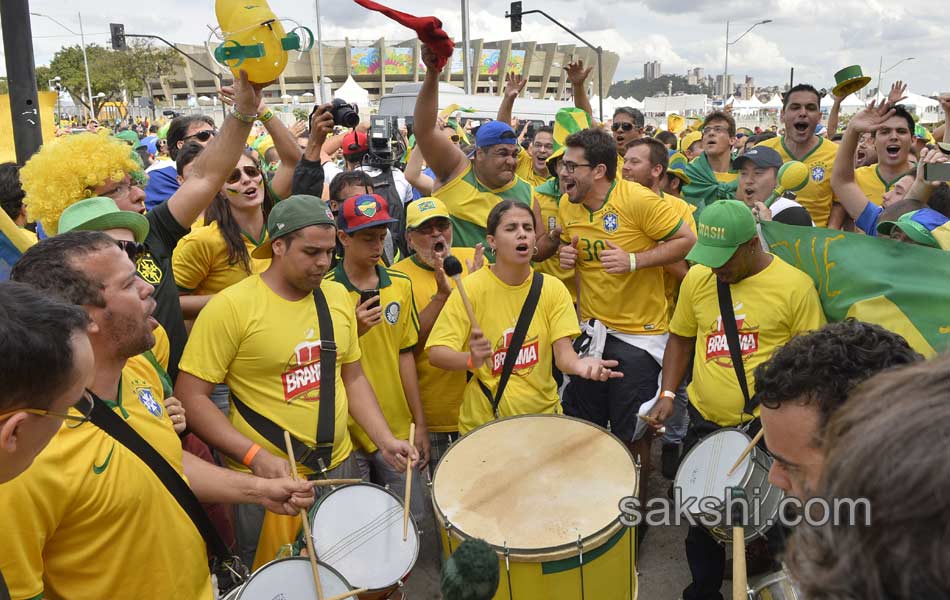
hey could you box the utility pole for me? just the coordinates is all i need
[461,0,472,94]
[2,0,44,163]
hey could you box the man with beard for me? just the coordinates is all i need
[758,84,844,229]
[853,105,916,206]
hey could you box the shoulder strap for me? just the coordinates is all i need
[715,278,756,419]
[478,273,543,417]
[86,394,233,563]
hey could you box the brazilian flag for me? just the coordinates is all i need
[0,211,35,281]
[760,221,950,357]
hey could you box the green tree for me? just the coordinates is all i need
[118,39,183,103]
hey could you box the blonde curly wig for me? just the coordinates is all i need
[20,133,140,235]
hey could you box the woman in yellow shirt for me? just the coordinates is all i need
[427,200,622,434]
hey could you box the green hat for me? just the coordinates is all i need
[876,209,945,248]
[667,151,692,185]
[114,130,139,146]
[441,539,499,600]
[252,194,335,259]
[832,65,871,97]
[546,107,593,167]
[686,200,757,268]
[58,197,150,243]
[158,122,170,140]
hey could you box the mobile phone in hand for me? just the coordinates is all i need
[359,289,380,309]
[924,162,950,182]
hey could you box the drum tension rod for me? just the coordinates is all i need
[503,541,514,599]
[577,534,586,600]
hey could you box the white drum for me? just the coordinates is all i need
[310,483,419,596]
[750,568,801,600]
[222,557,351,599]
[674,428,784,543]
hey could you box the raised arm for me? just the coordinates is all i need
[565,59,594,119]
[496,71,526,126]
[292,104,334,196]
[404,140,434,197]
[831,101,895,220]
[414,45,469,185]
[825,94,843,139]
[939,95,950,143]
[166,71,263,227]
[260,104,304,198]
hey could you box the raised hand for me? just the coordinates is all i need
[847,100,896,135]
[564,59,593,86]
[503,71,527,99]
[887,80,908,107]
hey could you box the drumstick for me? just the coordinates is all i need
[284,431,324,600]
[403,422,415,541]
[310,478,362,487]
[727,428,764,476]
[443,256,480,330]
[732,522,747,600]
[324,589,369,600]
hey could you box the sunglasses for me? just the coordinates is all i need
[116,239,147,263]
[0,389,95,426]
[226,165,262,184]
[611,122,635,132]
[184,129,217,143]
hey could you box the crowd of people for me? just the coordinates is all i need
[1,35,949,600]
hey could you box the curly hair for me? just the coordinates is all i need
[754,319,922,442]
[20,133,139,235]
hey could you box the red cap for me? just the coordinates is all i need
[341,130,369,155]
[337,194,397,233]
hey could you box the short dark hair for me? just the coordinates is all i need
[782,84,821,109]
[926,183,950,218]
[564,127,618,182]
[655,130,678,149]
[329,170,373,201]
[166,114,215,160]
[149,125,159,134]
[703,111,737,137]
[613,107,645,128]
[486,199,535,236]
[0,162,25,221]
[625,137,669,176]
[176,141,205,177]
[874,104,915,136]
[880,197,924,223]
[0,281,90,411]
[534,126,554,137]
[755,319,922,442]
[10,231,116,307]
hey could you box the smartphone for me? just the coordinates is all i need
[359,289,380,309]
[397,117,406,130]
[923,162,950,182]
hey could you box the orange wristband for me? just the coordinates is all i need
[467,354,474,369]
[242,443,262,467]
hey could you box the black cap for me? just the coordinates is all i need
[733,146,783,170]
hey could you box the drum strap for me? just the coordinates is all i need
[716,279,756,421]
[477,272,543,418]
[232,288,337,476]
[85,391,234,564]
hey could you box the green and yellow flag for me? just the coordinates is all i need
[760,221,950,357]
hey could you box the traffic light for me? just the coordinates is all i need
[509,2,522,33]
[110,23,127,50]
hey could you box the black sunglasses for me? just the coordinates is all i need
[117,240,147,263]
[184,129,217,143]
[611,122,635,132]
[226,165,262,184]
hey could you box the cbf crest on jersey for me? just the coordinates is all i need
[811,165,826,183]
[137,387,164,418]
[603,212,619,233]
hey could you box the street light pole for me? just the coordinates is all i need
[30,12,95,120]
[461,0,472,94]
[876,56,915,99]
[723,18,771,99]
[314,0,327,103]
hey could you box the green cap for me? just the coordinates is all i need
[58,197,150,243]
[114,130,139,146]
[876,209,941,248]
[252,194,336,259]
[686,200,756,268]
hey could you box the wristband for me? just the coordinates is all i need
[242,443,262,467]
[259,108,274,123]
[628,253,637,273]
[231,108,258,124]
[660,390,676,400]
[467,354,475,369]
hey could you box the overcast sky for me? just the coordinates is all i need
[6,0,947,96]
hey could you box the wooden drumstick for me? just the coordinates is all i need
[284,431,324,600]
[727,428,764,476]
[732,522,747,600]
[310,478,362,487]
[443,256,480,330]
[403,422,415,541]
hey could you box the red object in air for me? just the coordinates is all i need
[352,0,455,69]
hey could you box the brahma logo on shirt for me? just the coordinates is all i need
[490,328,540,375]
[705,303,759,367]
[281,340,324,402]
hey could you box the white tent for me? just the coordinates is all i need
[763,94,783,109]
[333,76,370,110]
[874,91,942,123]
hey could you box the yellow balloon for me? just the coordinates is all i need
[215,0,289,84]
[777,160,810,192]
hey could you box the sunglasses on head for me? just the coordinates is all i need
[116,239,147,263]
[612,122,635,132]
[226,165,262,184]
[184,129,217,143]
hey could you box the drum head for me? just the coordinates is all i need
[675,428,752,504]
[432,414,638,560]
[311,483,419,591]
[236,557,351,599]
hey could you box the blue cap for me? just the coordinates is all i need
[475,121,518,148]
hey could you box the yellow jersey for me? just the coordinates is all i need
[434,163,533,254]
[0,356,213,600]
[662,192,697,319]
[178,275,360,473]
[533,181,577,303]
[558,178,684,335]
[516,151,549,189]
[758,136,838,228]
[324,265,419,453]
[854,165,905,207]
[426,268,580,434]
[391,248,477,432]
[669,257,826,426]
[714,170,739,185]
[172,221,270,294]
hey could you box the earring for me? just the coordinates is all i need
[532,246,539,257]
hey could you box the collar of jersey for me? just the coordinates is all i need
[101,375,131,420]
[331,263,392,291]
[780,135,824,162]
[584,179,618,216]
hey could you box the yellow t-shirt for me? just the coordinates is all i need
[172,221,270,294]
[516,151,549,189]
[324,265,419,453]
[669,257,826,426]
[854,165,905,207]
[714,170,739,185]
[534,185,577,303]
[0,356,213,600]
[391,248,477,432]
[178,275,360,473]
[662,192,697,319]
[151,322,171,370]
[757,136,838,228]
[426,268,580,434]
[558,179,684,334]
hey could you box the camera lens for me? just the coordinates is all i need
[331,99,360,128]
